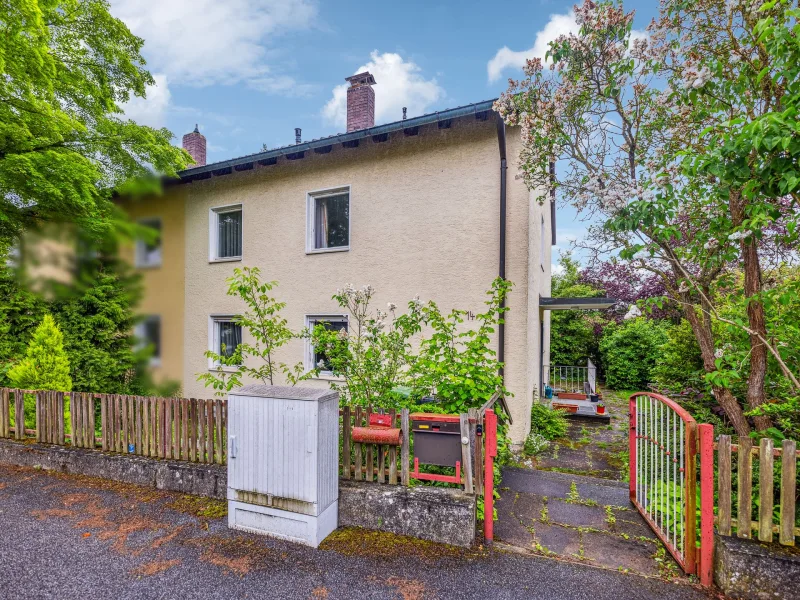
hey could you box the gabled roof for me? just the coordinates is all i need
[177,99,497,183]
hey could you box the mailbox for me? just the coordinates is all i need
[411,413,462,467]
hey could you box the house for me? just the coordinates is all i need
[119,72,553,444]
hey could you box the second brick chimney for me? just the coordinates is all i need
[346,72,377,132]
[182,124,207,167]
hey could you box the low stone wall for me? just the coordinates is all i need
[0,439,226,498]
[714,533,800,600]
[0,439,477,548]
[338,479,476,547]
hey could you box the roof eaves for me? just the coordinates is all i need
[178,99,497,181]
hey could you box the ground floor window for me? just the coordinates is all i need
[135,315,161,366]
[209,316,242,366]
[305,315,348,374]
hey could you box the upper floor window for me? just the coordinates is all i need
[210,205,242,261]
[135,315,161,366]
[135,218,162,268]
[307,187,350,253]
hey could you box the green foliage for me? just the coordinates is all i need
[197,267,306,396]
[529,402,569,441]
[523,431,550,456]
[550,255,605,367]
[600,318,668,390]
[0,0,190,244]
[409,277,512,414]
[8,314,72,429]
[652,319,705,392]
[312,278,512,414]
[8,314,72,391]
[310,284,422,407]
[53,261,144,394]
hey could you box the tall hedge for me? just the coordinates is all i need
[599,318,668,390]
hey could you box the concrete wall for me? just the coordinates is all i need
[714,534,800,600]
[0,439,477,548]
[119,188,187,386]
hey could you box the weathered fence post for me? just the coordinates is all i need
[400,408,410,486]
[737,439,753,539]
[698,423,714,587]
[718,435,732,536]
[780,439,797,546]
[758,438,774,543]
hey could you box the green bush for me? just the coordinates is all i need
[8,314,72,429]
[530,402,569,440]
[599,318,668,390]
[652,319,705,392]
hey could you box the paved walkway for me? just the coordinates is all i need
[495,391,686,581]
[0,464,710,599]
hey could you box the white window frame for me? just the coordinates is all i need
[304,314,349,377]
[208,315,242,370]
[305,185,351,254]
[135,315,161,367]
[135,217,162,268]
[209,204,243,263]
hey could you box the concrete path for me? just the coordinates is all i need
[0,464,711,600]
[495,391,686,580]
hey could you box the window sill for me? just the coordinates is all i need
[305,246,350,255]
[209,256,242,264]
[208,365,241,373]
[135,262,162,270]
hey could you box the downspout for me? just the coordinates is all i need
[496,115,507,380]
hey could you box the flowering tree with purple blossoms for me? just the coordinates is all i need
[497,0,800,437]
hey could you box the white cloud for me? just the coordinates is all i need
[111,0,317,87]
[122,74,171,127]
[322,51,445,129]
[487,11,579,82]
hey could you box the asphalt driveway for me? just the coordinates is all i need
[0,464,713,600]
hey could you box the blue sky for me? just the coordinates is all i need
[115,0,659,266]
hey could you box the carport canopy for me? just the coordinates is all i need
[539,297,618,310]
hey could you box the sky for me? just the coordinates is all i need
[114,0,660,268]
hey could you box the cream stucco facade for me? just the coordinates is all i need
[124,115,551,443]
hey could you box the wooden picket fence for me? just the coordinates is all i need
[338,405,484,494]
[716,435,798,546]
[0,388,227,464]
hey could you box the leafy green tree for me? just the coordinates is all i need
[0,0,189,244]
[8,313,72,429]
[599,318,668,390]
[198,267,306,396]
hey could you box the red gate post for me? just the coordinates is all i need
[629,394,637,503]
[483,408,498,545]
[698,423,715,587]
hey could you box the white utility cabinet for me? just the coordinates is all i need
[227,384,339,547]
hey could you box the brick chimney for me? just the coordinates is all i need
[346,72,377,132]
[182,124,207,167]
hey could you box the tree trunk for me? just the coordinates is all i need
[730,190,771,431]
[682,294,751,438]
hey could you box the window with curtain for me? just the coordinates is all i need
[212,317,242,364]
[306,316,348,372]
[135,218,162,267]
[310,191,349,250]
[211,206,242,260]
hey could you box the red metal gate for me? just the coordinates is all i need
[629,392,697,574]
